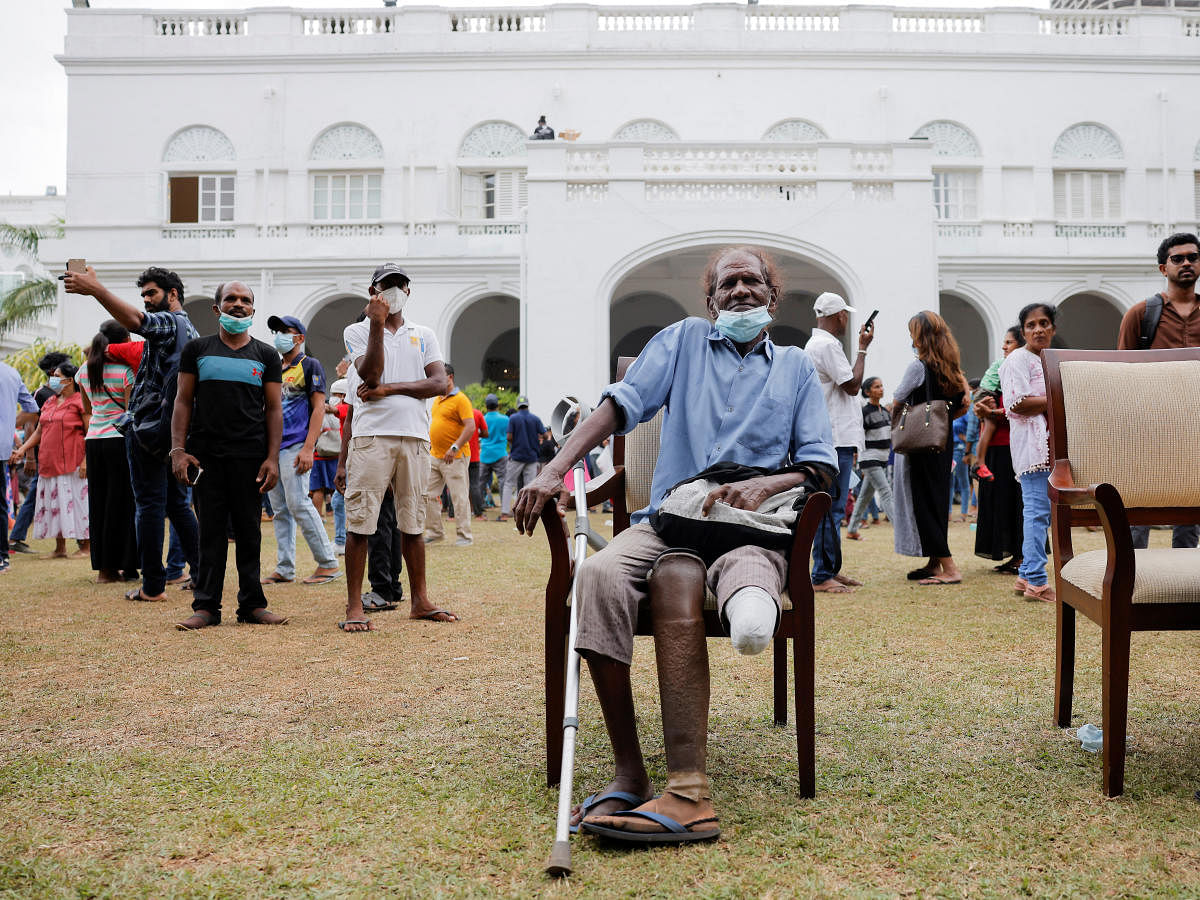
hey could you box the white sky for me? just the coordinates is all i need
[2,0,1047,197]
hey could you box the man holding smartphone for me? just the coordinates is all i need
[169,281,285,630]
[804,293,873,593]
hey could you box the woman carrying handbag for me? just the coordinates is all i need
[890,311,971,585]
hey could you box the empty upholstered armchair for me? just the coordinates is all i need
[1043,348,1200,796]
[540,357,832,797]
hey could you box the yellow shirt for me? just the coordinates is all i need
[429,390,474,459]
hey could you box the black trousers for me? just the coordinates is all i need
[908,443,954,559]
[191,454,268,621]
[367,487,404,603]
[85,438,139,575]
[468,460,484,516]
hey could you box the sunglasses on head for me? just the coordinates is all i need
[1168,252,1199,265]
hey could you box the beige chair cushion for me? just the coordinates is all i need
[1060,549,1200,604]
[1059,359,1200,507]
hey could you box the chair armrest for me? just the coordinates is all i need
[562,466,625,511]
[787,491,831,601]
[1046,468,1135,612]
[1047,460,1090,505]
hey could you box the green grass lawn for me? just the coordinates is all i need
[1,513,1198,898]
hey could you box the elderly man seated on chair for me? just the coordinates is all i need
[514,246,837,845]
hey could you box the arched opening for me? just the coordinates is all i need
[450,293,519,389]
[939,292,990,380]
[181,295,217,337]
[306,294,367,377]
[1051,292,1123,350]
[608,246,850,378]
[609,292,687,378]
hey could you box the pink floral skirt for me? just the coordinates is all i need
[33,472,90,540]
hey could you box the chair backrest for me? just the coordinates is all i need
[613,355,662,532]
[1044,348,1200,509]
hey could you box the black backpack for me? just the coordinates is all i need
[128,313,192,459]
[1137,293,1164,350]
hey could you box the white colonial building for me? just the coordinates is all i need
[42,2,1200,411]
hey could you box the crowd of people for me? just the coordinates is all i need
[0,232,1194,846]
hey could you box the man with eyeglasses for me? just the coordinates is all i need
[1117,231,1200,549]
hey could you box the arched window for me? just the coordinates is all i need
[913,121,981,222]
[762,119,827,142]
[1052,124,1124,224]
[458,122,527,223]
[613,119,678,142]
[309,124,384,222]
[162,126,236,225]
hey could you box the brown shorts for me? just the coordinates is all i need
[345,434,429,535]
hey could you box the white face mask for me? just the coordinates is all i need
[379,286,408,315]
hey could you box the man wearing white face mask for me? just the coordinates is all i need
[262,315,340,587]
[804,292,873,594]
[338,264,456,632]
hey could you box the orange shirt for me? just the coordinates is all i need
[429,390,474,459]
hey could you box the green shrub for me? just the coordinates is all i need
[460,381,522,414]
[4,339,86,390]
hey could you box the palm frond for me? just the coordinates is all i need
[0,220,64,255]
[0,277,59,336]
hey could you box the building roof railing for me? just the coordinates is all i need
[62,3,1200,49]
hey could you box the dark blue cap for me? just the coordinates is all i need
[267,314,305,335]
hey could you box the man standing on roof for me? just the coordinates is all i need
[1117,231,1200,550]
[339,263,458,631]
[262,314,341,586]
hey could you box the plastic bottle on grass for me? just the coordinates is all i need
[1077,723,1103,752]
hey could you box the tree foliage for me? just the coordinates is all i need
[0,218,65,339]
[4,339,86,391]
[460,381,523,415]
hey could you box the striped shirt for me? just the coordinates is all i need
[860,402,891,468]
[76,362,134,439]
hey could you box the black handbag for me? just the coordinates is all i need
[891,364,951,455]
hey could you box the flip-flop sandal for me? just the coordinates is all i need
[582,810,721,845]
[338,618,375,632]
[918,576,962,585]
[413,609,460,622]
[907,567,938,581]
[125,588,164,602]
[569,790,646,834]
[302,572,343,586]
[261,573,294,584]
[362,594,398,612]
[175,610,219,631]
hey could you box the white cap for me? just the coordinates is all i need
[813,292,856,316]
[330,378,349,396]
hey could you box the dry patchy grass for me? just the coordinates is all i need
[1,514,1198,898]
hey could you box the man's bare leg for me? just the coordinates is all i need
[402,532,456,621]
[587,553,717,834]
[568,655,654,827]
[341,532,375,631]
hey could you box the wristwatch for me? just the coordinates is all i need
[450,443,459,454]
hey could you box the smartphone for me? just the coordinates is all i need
[186,463,203,486]
[863,309,880,330]
[67,258,86,274]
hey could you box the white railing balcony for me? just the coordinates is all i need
[152,14,248,35]
[449,10,547,31]
[302,14,393,34]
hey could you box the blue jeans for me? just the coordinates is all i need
[848,464,894,533]
[126,431,200,596]
[951,443,972,515]
[267,443,337,579]
[332,490,346,546]
[1018,469,1051,587]
[812,446,855,585]
[10,472,37,542]
[164,487,193,580]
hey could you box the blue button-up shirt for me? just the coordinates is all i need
[0,361,38,449]
[602,317,837,524]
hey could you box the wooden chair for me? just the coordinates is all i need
[1043,348,1200,796]
[540,357,832,797]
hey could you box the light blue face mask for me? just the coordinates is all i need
[715,306,773,344]
[219,312,254,334]
[912,344,920,357]
[47,376,64,393]
[273,332,297,355]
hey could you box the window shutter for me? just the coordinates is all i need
[494,170,516,220]
[1107,173,1121,219]
[461,172,483,218]
[1053,172,1066,220]
[517,171,528,213]
[169,176,199,223]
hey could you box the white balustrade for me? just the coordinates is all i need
[745,8,840,31]
[937,223,983,238]
[643,146,817,176]
[598,11,693,31]
[853,182,894,202]
[458,222,525,235]
[1002,222,1034,238]
[567,183,609,202]
[893,13,983,33]
[302,15,393,35]
[1055,223,1126,238]
[1038,12,1129,35]
[1184,17,1200,36]
[161,227,236,238]
[307,223,386,237]
[645,182,816,203]
[449,11,546,32]
[852,149,893,174]
[566,150,610,177]
[153,15,247,36]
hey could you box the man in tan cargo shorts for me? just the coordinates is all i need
[338,263,459,632]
